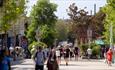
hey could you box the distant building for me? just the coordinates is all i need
[0,0,29,48]
[7,15,28,47]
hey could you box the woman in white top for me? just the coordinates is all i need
[56,48,61,64]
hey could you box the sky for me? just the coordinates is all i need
[26,0,107,19]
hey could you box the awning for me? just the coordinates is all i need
[95,39,104,45]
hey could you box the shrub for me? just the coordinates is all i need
[79,44,88,55]
[79,43,100,57]
[92,45,101,57]
[90,43,101,58]
[28,41,47,54]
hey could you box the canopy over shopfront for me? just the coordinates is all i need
[95,39,104,45]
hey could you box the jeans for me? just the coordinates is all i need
[35,65,44,70]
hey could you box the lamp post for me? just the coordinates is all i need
[54,38,57,47]
[110,22,113,48]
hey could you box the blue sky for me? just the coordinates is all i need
[26,0,107,19]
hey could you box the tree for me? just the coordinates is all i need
[67,3,105,45]
[102,0,115,44]
[89,11,106,38]
[0,0,26,32]
[55,19,69,41]
[39,25,56,46]
[67,3,91,44]
[0,0,26,46]
[26,0,57,46]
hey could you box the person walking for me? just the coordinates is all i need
[70,48,73,60]
[107,48,113,66]
[74,47,79,61]
[9,44,15,61]
[33,46,46,70]
[87,47,92,59]
[56,48,61,64]
[64,45,70,66]
[47,46,59,70]
[0,49,11,70]
[59,47,64,60]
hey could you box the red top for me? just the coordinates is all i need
[107,50,112,61]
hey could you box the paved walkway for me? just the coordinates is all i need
[11,59,115,70]
[11,59,34,70]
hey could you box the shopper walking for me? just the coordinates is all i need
[33,46,46,70]
[107,48,113,66]
[47,46,59,70]
[0,49,11,70]
[87,47,92,59]
[74,47,79,61]
[64,45,70,66]
[56,48,61,64]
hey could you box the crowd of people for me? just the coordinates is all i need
[33,44,115,70]
[33,44,80,70]
[9,46,31,61]
[0,45,31,70]
[0,43,115,70]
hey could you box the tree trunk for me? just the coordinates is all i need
[3,31,7,49]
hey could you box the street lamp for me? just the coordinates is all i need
[110,22,113,48]
[54,39,57,47]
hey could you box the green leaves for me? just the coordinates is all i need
[39,25,56,46]
[0,0,26,32]
[26,0,57,46]
[55,20,69,41]
[30,0,57,26]
[102,0,115,44]
[107,0,115,8]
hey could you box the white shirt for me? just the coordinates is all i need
[43,48,49,57]
[9,47,14,52]
[87,48,92,55]
[56,50,60,57]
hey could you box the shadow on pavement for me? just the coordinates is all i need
[11,59,24,65]
[12,68,35,70]
[11,67,18,70]
[60,64,81,66]
[17,63,34,65]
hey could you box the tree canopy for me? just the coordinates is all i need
[0,0,26,32]
[26,0,57,46]
[102,0,115,44]
[55,19,69,41]
[67,3,105,44]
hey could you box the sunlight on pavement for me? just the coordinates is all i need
[11,59,115,70]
